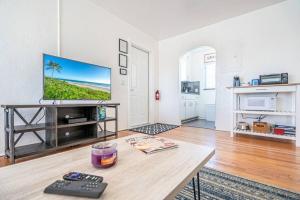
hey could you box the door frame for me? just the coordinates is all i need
[128,43,150,128]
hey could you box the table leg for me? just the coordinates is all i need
[192,177,196,200]
[197,172,200,199]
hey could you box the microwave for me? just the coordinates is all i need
[241,96,277,111]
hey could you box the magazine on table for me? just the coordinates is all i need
[126,136,178,154]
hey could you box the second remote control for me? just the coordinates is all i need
[63,172,103,183]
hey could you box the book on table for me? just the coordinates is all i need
[126,136,178,154]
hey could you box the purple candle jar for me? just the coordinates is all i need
[91,142,117,168]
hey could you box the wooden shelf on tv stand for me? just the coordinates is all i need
[1,103,120,164]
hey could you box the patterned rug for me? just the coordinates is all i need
[176,167,300,200]
[130,123,179,135]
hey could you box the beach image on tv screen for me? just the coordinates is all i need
[43,54,111,100]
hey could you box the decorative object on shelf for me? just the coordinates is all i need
[236,121,250,131]
[119,53,127,68]
[253,121,270,133]
[91,142,118,168]
[274,127,285,135]
[119,39,128,54]
[204,53,216,63]
[251,79,260,86]
[233,76,240,87]
[274,125,296,136]
[98,106,106,120]
[120,68,127,75]
[259,73,288,85]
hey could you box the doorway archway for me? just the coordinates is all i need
[179,46,216,129]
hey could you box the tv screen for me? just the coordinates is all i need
[43,54,111,100]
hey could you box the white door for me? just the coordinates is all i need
[129,46,149,127]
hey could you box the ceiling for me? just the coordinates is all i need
[92,0,285,40]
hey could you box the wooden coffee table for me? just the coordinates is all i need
[0,134,215,200]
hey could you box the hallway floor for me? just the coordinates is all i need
[182,119,215,129]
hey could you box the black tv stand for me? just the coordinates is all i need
[1,103,120,164]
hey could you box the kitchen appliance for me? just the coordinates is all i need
[233,76,240,87]
[237,122,250,130]
[253,122,270,133]
[241,96,277,111]
[64,114,87,124]
[259,73,288,85]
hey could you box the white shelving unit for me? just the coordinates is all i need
[233,110,296,116]
[228,84,300,147]
[233,129,296,140]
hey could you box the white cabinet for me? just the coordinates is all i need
[180,98,186,120]
[181,95,200,120]
[186,100,194,119]
[194,101,199,118]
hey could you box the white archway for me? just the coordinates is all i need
[178,46,217,129]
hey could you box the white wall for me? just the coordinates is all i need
[159,0,300,130]
[0,0,158,155]
[0,0,59,156]
[60,0,159,130]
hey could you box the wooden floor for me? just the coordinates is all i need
[1,126,299,193]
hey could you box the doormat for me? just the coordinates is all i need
[130,123,179,135]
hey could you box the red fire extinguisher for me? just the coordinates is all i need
[155,90,160,101]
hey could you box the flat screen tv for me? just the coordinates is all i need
[43,54,111,100]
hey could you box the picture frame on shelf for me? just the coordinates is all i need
[119,53,128,68]
[120,68,127,75]
[119,39,128,54]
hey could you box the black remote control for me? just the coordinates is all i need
[63,172,103,183]
[44,180,107,198]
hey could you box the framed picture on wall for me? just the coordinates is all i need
[119,39,128,54]
[204,53,216,63]
[119,54,127,68]
[120,68,127,75]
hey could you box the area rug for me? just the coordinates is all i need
[176,167,300,200]
[130,123,179,135]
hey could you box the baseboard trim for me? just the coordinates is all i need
[181,117,199,124]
